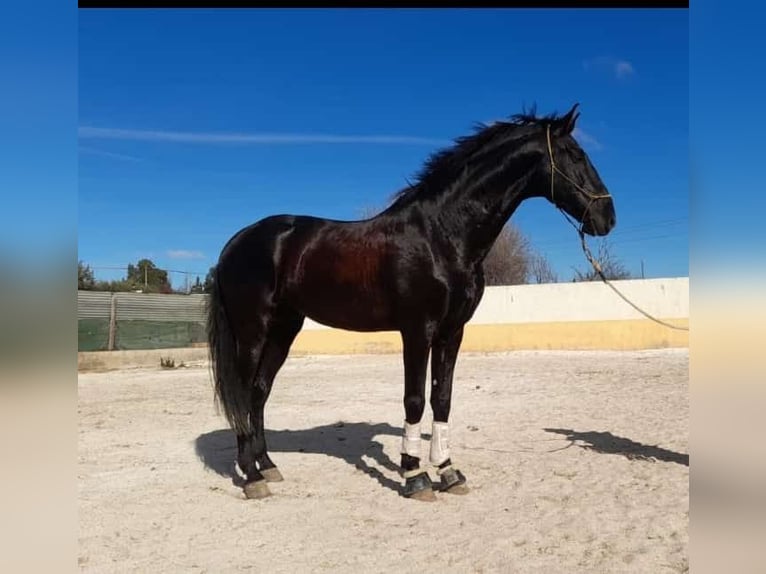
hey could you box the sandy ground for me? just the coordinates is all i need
[78,349,688,573]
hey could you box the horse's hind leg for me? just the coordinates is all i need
[250,307,304,483]
[232,326,272,500]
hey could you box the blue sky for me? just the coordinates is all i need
[1,1,75,271]
[78,8,688,287]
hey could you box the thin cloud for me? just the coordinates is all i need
[78,145,142,162]
[614,60,635,79]
[573,127,603,151]
[583,56,636,80]
[78,126,449,146]
[167,250,205,260]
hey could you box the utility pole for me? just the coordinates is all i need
[640,259,645,279]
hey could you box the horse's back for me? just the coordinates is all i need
[216,213,448,332]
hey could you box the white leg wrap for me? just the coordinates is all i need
[429,421,450,466]
[401,421,421,457]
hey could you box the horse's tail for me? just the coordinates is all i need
[207,265,251,435]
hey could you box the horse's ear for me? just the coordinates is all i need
[554,103,580,136]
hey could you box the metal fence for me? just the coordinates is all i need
[78,290,208,351]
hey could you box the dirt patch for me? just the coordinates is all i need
[78,349,688,573]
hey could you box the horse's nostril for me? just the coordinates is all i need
[608,215,616,229]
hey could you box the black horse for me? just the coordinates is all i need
[207,103,616,501]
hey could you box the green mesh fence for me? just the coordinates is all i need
[113,320,207,351]
[78,319,110,352]
[78,291,209,352]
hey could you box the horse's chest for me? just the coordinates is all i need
[442,275,484,320]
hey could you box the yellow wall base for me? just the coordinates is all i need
[290,318,690,355]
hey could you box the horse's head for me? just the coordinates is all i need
[539,104,616,237]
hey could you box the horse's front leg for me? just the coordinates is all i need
[400,328,436,501]
[429,326,469,494]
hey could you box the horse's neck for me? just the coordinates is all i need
[381,142,542,265]
[434,166,537,264]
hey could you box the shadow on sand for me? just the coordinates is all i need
[195,423,688,499]
[543,427,689,466]
[195,421,427,495]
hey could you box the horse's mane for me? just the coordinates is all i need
[389,105,561,207]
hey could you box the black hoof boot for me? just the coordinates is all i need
[402,470,436,502]
[437,460,469,495]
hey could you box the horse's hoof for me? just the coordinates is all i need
[438,466,469,495]
[409,487,437,502]
[243,480,271,499]
[261,467,284,482]
[445,482,470,495]
[403,471,436,502]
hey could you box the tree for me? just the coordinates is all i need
[203,267,215,292]
[126,258,172,293]
[529,252,559,284]
[94,278,135,292]
[482,224,533,285]
[572,239,632,282]
[81,259,180,293]
[189,275,205,294]
[78,261,96,290]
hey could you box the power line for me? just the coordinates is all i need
[537,232,687,255]
[88,265,210,275]
[602,233,688,246]
[531,220,687,251]
[536,217,687,243]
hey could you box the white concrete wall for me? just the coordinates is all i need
[301,277,689,331]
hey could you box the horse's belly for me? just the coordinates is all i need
[291,284,397,332]
[284,226,399,331]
